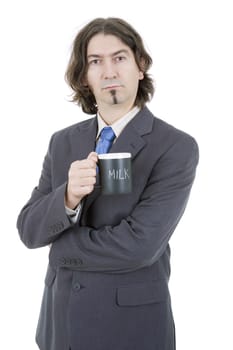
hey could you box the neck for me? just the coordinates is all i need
[98,102,135,125]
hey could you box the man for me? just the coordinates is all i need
[17,17,199,350]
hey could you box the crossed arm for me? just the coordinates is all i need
[17,135,199,273]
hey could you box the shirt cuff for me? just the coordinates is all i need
[65,202,82,224]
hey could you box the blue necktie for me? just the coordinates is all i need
[95,127,115,154]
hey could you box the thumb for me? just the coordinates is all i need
[87,151,98,163]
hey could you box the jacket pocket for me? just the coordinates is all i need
[116,279,169,307]
[44,264,56,287]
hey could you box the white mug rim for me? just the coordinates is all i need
[98,152,131,160]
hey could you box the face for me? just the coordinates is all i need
[85,33,144,114]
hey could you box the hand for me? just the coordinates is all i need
[65,152,98,209]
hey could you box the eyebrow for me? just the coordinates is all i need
[87,49,130,60]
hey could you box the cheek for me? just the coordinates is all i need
[86,71,101,90]
[126,66,142,81]
[86,69,95,84]
[86,75,95,90]
[128,72,141,88]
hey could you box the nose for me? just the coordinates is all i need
[102,60,117,79]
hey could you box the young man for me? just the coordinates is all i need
[17,17,199,350]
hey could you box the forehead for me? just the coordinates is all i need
[87,33,132,56]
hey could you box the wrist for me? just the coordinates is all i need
[65,192,82,210]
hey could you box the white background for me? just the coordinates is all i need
[1,0,232,349]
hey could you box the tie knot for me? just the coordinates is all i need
[100,127,115,142]
[95,127,116,154]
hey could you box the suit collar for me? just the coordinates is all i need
[72,106,155,161]
[109,106,154,159]
[130,106,155,136]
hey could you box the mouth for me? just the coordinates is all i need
[102,85,122,90]
[101,80,123,91]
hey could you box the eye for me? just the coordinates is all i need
[115,56,126,62]
[88,59,101,65]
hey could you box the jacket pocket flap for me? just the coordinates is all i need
[117,279,168,306]
[44,265,56,287]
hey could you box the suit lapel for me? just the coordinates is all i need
[109,106,154,159]
[70,116,98,161]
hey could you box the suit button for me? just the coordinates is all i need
[73,282,81,291]
[60,257,67,265]
[48,221,65,234]
[54,222,64,232]
[59,257,83,267]
[72,258,83,266]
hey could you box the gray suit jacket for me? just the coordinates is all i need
[17,107,199,350]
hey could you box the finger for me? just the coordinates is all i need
[71,159,96,170]
[87,151,98,163]
[73,185,95,197]
[76,176,96,187]
[75,168,96,178]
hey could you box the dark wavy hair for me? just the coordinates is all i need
[65,17,154,114]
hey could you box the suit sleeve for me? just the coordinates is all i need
[17,133,73,248]
[48,135,199,272]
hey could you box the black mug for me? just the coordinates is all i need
[98,153,132,195]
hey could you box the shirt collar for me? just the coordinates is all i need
[96,106,140,139]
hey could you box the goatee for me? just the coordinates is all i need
[110,90,118,104]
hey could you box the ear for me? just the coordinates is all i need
[139,71,144,80]
[138,58,145,80]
